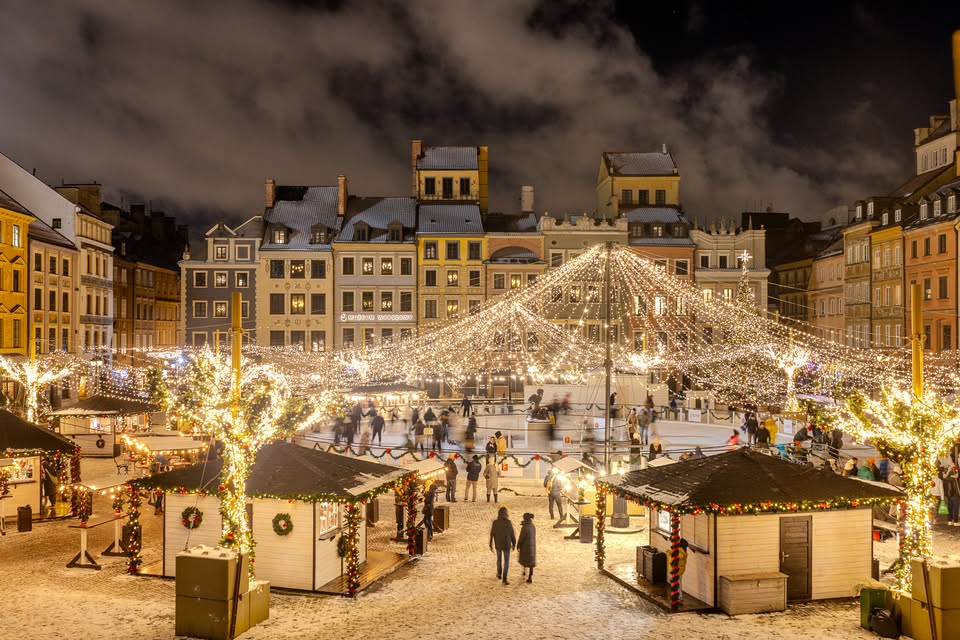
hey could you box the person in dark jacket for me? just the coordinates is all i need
[745,413,759,445]
[489,506,517,584]
[423,484,437,541]
[485,436,497,456]
[517,512,537,583]
[755,423,771,448]
[461,394,473,417]
[414,420,427,454]
[444,455,459,502]
[465,415,478,451]
[370,410,386,445]
[943,466,960,526]
[464,455,482,502]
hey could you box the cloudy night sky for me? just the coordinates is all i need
[1,1,958,231]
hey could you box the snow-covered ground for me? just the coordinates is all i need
[8,456,960,639]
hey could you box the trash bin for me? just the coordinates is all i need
[414,527,428,555]
[860,586,890,629]
[579,516,594,544]
[365,499,379,525]
[17,505,32,532]
[434,505,450,532]
[113,443,122,458]
[642,547,667,583]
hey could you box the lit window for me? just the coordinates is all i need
[362,258,374,275]
[214,302,228,318]
[290,260,305,279]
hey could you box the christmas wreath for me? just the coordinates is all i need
[272,513,294,536]
[337,533,349,558]
[181,506,203,530]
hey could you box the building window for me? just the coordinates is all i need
[675,260,689,276]
[311,293,326,315]
[337,328,352,348]
[271,227,287,244]
[214,272,228,287]
[215,245,228,260]
[924,238,931,256]
[446,241,460,260]
[881,212,888,225]
[269,331,285,347]
[400,292,412,312]
[718,255,728,269]
[62,259,70,276]
[637,190,648,205]
[34,253,43,272]
[270,260,285,278]
[493,274,505,290]
[510,274,522,289]
[242,301,249,318]
[381,328,393,344]
[446,299,459,319]
[236,272,248,287]
[214,302,228,318]
[459,177,471,196]
[939,276,949,299]
[939,234,947,254]
[354,224,369,241]
[342,257,355,275]
[34,288,42,310]
[193,301,208,318]
[62,292,69,312]
[48,290,56,312]
[362,257,374,275]
[381,258,393,275]
[290,294,305,314]
[469,300,481,314]
[288,331,305,351]
[700,255,709,269]
[425,270,437,287]
[236,245,250,261]
[342,292,355,312]
[290,260,305,279]
[895,209,902,222]
[550,252,563,268]
[311,331,326,353]
[654,259,667,272]
[621,189,633,206]
[424,177,436,196]
[469,270,481,287]
[424,242,438,260]
[442,177,454,198]
[11,224,21,247]
[424,300,437,319]
[447,270,459,286]
[652,224,664,237]
[270,293,284,314]
[911,241,918,259]
[920,203,928,220]
[654,295,668,316]
[934,200,942,216]
[655,190,666,205]
[400,258,412,275]
[949,195,957,214]
[527,274,537,285]
[311,260,326,278]
[381,292,393,311]
[194,272,207,287]
[388,225,402,242]
[924,278,932,300]
[468,241,482,260]
[361,291,374,312]
[569,286,582,303]
[944,325,952,352]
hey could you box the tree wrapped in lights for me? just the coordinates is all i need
[833,386,960,590]
[764,341,812,413]
[163,348,316,559]
[0,354,75,423]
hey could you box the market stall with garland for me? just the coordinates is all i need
[594,448,902,612]
[130,441,414,594]
[48,395,158,458]
[0,408,81,521]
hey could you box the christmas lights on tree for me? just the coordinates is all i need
[0,354,75,423]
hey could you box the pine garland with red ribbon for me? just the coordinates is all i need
[343,502,362,595]
[126,485,143,574]
[669,513,681,609]
[595,484,607,569]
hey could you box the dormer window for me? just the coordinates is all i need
[934,199,942,216]
[949,195,957,214]
[867,202,874,217]
[920,203,928,220]
[272,226,287,244]
[310,226,327,244]
[388,223,403,242]
[881,212,888,225]
[895,209,902,223]
[651,224,664,237]
[673,224,686,237]
[353,222,369,242]
[214,245,228,260]
[628,223,642,238]
[856,205,862,220]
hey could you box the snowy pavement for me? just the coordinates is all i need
[3,455,939,640]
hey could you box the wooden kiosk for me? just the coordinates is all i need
[49,396,158,458]
[595,448,902,613]
[131,441,414,595]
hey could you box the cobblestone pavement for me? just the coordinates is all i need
[4,456,960,638]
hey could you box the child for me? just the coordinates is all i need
[518,512,537,583]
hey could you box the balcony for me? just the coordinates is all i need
[80,274,112,289]
[80,315,114,326]
[417,191,480,202]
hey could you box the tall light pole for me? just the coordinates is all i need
[603,242,613,474]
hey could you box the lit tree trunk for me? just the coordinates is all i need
[895,453,938,591]
[219,443,255,554]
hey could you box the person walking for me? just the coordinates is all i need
[745,412,759,446]
[423,483,437,542]
[414,419,427,455]
[544,468,565,520]
[464,454,482,502]
[370,410,385,445]
[755,422,771,449]
[465,415,478,452]
[638,408,651,446]
[444,454,459,502]
[461,394,473,418]
[828,427,844,461]
[489,506,517,584]
[626,408,638,439]
[518,513,537,583]
[943,466,960,526]
[484,456,500,502]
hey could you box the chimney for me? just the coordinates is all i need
[662,143,668,154]
[520,185,534,214]
[337,175,348,216]
[411,139,422,197]
[950,99,958,132]
[265,178,277,208]
[953,30,960,103]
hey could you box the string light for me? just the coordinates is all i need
[0,353,75,422]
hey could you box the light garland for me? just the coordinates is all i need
[832,385,960,591]
[126,486,143,574]
[343,502,362,595]
[0,353,75,423]
[594,483,607,569]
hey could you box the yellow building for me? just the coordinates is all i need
[411,140,488,212]
[0,189,32,355]
[596,148,681,219]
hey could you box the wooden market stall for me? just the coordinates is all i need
[594,448,902,614]
[130,441,415,595]
[49,396,159,458]
[0,409,80,521]
[120,433,209,474]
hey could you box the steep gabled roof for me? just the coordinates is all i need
[262,186,341,250]
[603,151,677,177]
[0,188,32,216]
[337,197,416,243]
[132,441,412,501]
[417,146,478,171]
[597,448,900,512]
[417,203,484,234]
[0,409,78,454]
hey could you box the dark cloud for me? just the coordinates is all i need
[0,0,936,233]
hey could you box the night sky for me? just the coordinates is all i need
[1,1,957,232]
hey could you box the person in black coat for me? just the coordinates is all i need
[370,410,386,445]
[423,484,437,541]
[489,506,517,584]
[517,512,537,583]
[745,413,759,445]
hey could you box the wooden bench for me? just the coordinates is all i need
[66,514,128,570]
